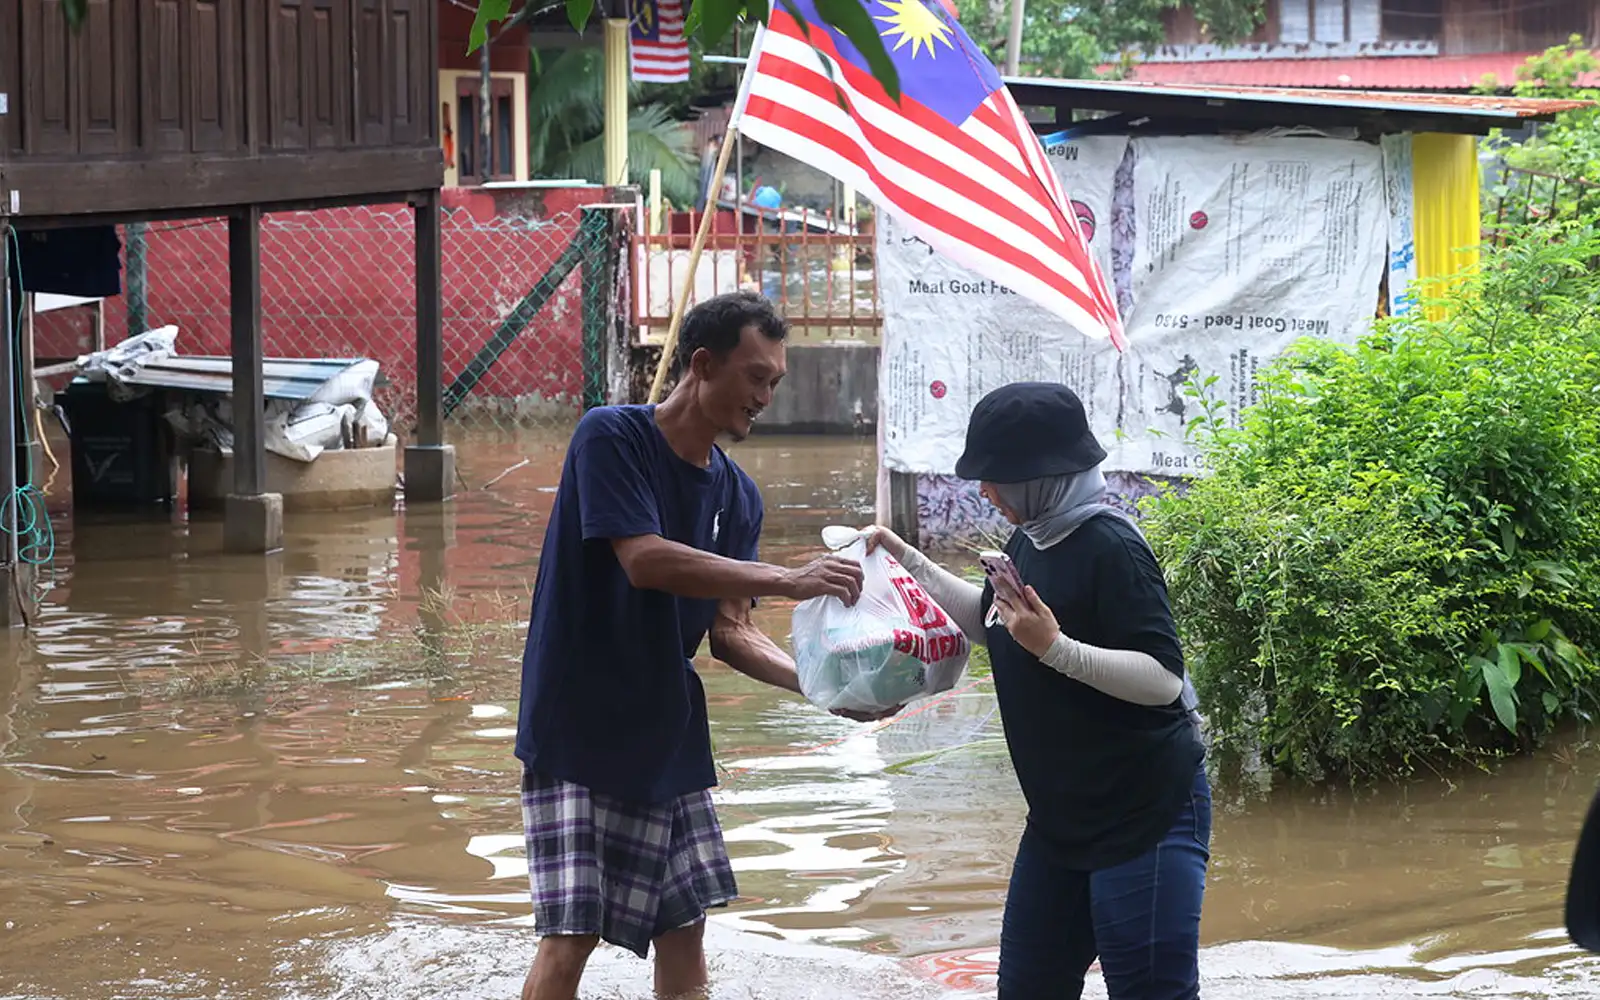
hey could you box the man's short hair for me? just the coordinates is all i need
[675,291,788,374]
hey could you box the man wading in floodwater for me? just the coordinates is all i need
[515,291,897,1000]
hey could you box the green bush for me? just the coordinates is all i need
[1480,39,1600,229]
[1140,226,1600,781]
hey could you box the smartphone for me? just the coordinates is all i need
[978,550,1025,597]
[978,550,1025,628]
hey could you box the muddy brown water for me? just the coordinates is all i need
[3,432,1600,999]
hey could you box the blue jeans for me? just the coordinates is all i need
[998,764,1212,1000]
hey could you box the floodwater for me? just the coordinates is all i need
[3,432,1600,999]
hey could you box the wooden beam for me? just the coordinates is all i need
[228,206,265,498]
[0,220,15,569]
[13,188,441,233]
[414,188,444,448]
[3,147,444,219]
[889,471,920,551]
[92,298,106,353]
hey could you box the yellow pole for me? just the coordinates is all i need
[647,128,739,404]
[649,169,663,236]
[833,183,857,272]
[603,18,629,186]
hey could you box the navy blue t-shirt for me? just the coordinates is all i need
[516,405,764,803]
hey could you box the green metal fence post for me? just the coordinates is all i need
[579,207,615,412]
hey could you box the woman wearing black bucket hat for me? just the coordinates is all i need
[867,382,1210,1000]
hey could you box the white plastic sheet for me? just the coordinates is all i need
[878,134,1389,478]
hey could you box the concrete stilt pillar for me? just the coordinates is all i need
[225,206,283,554]
[405,188,455,504]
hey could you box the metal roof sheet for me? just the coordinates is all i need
[1118,52,1600,92]
[75,356,371,401]
[1005,75,1591,133]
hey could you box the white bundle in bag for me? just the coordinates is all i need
[792,527,971,714]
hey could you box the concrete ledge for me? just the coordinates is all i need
[223,493,284,554]
[189,438,399,513]
[758,343,878,434]
[404,444,457,503]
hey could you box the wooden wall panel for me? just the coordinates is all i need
[267,0,308,148]
[21,0,78,155]
[78,0,136,154]
[305,0,351,148]
[1441,0,1508,54]
[8,0,442,218]
[189,0,244,152]
[1,0,21,156]
[389,0,427,144]
[140,0,187,153]
[356,0,391,146]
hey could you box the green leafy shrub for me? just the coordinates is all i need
[1479,39,1600,230]
[1140,225,1600,781]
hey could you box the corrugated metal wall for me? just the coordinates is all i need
[1411,132,1481,320]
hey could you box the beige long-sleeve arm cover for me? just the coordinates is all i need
[894,547,988,644]
[895,547,1183,706]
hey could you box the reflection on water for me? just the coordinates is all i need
[2,431,1600,999]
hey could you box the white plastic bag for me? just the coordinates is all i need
[791,527,971,714]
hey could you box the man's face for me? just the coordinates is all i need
[693,326,787,442]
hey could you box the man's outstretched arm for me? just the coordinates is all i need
[708,596,802,695]
[571,425,862,606]
[612,535,862,605]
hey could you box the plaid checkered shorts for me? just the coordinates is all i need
[521,767,739,959]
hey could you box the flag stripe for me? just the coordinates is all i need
[993,89,1120,321]
[738,109,1111,338]
[758,29,1040,203]
[630,0,690,84]
[741,94,1109,334]
[742,80,1102,307]
[737,12,1122,345]
[745,81,1071,271]
[748,28,1101,294]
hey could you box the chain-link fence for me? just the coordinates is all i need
[30,198,637,450]
[1484,166,1600,244]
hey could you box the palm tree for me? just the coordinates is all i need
[526,47,701,205]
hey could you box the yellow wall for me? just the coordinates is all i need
[438,70,530,188]
[1410,132,1481,317]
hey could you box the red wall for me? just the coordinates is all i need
[28,185,633,428]
[437,1,531,74]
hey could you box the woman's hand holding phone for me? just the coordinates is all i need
[981,551,1062,658]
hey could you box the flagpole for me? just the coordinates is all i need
[646,26,767,405]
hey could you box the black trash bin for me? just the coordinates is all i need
[56,379,176,511]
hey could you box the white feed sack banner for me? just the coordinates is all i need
[880,134,1389,478]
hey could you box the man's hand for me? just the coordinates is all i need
[780,555,865,606]
[831,704,904,723]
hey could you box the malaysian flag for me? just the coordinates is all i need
[630,0,691,84]
[733,0,1123,347]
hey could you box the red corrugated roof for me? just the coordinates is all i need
[1119,52,1600,91]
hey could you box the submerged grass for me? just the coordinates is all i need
[136,584,530,702]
